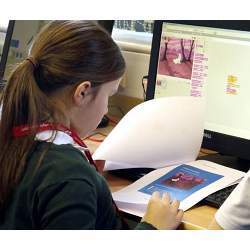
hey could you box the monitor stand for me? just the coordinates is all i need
[198,153,250,173]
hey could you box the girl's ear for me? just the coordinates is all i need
[73,81,91,106]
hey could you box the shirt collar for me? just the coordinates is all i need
[35,130,74,145]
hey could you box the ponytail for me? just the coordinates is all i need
[0,59,55,206]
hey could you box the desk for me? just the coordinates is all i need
[84,120,218,230]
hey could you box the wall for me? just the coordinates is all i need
[108,41,151,117]
[116,41,151,99]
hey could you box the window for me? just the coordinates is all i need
[114,20,154,33]
[112,20,154,53]
[0,19,9,60]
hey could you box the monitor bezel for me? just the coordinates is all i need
[146,20,250,160]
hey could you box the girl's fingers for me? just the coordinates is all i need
[162,192,170,205]
[152,191,160,200]
[171,199,181,211]
[176,209,184,222]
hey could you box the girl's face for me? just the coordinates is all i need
[69,79,120,137]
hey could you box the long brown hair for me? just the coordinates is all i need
[0,20,126,206]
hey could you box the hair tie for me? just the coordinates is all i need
[26,57,39,69]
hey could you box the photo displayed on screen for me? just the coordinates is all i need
[158,36,195,79]
[139,164,223,201]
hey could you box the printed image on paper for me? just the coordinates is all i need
[139,164,223,201]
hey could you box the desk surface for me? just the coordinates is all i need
[84,120,218,230]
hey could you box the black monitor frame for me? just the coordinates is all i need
[146,20,250,161]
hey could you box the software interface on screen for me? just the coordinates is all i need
[155,22,250,140]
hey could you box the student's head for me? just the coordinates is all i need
[4,20,125,136]
[0,20,125,206]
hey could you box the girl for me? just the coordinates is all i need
[0,21,183,229]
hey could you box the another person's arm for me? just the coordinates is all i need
[212,170,250,230]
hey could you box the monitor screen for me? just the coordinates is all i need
[146,21,250,162]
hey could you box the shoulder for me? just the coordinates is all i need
[26,142,98,192]
[14,142,115,229]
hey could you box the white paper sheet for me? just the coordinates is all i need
[112,160,245,217]
[93,96,205,170]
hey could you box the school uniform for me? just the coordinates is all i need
[0,131,155,230]
[215,169,250,229]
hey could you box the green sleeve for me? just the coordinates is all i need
[135,221,157,230]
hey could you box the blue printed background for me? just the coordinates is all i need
[139,164,223,201]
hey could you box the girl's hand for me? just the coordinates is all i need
[142,191,184,230]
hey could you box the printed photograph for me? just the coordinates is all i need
[161,172,204,190]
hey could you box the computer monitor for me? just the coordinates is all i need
[146,21,250,170]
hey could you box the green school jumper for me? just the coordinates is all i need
[0,141,155,229]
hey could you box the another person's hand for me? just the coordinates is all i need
[142,191,183,230]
